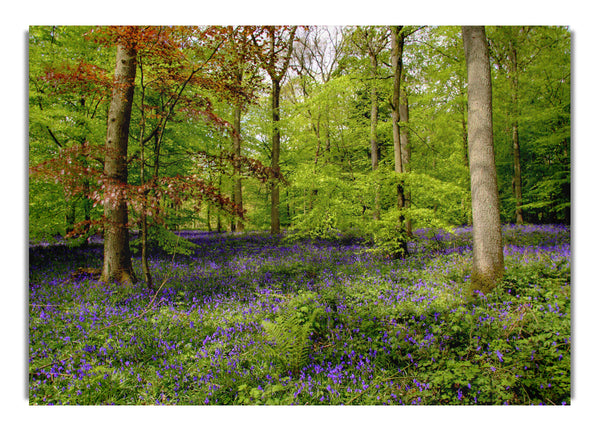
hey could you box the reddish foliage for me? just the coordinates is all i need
[200,150,288,185]
[29,145,279,230]
[29,142,104,199]
[32,26,289,235]
[41,61,111,99]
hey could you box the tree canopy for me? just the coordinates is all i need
[29,26,570,253]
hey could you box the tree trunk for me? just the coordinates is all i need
[140,209,152,286]
[508,37,524,224]
[217,174,223,232]
[369,52,380,221]
[390,25,408,257]
[462,26,504,295]
[100,42,137,285]
[232,102,245,233]
[459,85,472,226]
[262,26,296,236]
[206,204,212,231]
[270,79,281,235]
[65,198,76,236]
[399,85,412,237]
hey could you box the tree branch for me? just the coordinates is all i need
[46,127,63,148]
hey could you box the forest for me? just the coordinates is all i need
[28,25,570,407]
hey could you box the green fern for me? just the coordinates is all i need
[261,292,323,374]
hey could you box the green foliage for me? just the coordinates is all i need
[488,26,571,224]
[261,291,324,374]
[29,225,570,405]
[28,25,569,241]
[29,180,66,241]
[406,172,471,227]
[366,209,409,258]
[289,210,340,241]
[235,380,295,405]
[29,24,571,407]
[131,224,197,256]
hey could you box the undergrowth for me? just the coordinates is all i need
[29,225,571,405]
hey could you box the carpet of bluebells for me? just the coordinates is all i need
[28,224,571,405]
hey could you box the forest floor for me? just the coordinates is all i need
[28,224,570,405]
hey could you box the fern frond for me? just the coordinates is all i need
[261,295,323,374]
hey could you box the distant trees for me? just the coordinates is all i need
[488,26,571,224]
[29,25,570,280]
[462,26,504,294]
[347,26,389,221]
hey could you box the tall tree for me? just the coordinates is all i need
[220,26,264,233]
[290,26,344,213]
[348,27,389,220]
[132,26,227,285]
[462,26,504,294]
[100,37,138,284]
[390,25,410,257]
[255,26,297,235]
[293,26,344,161]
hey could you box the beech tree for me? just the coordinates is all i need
[29,26,570,256]
[389,25,410,257]
[29,26,109,242]
[289,26,343,214]
[31,26,277,286]
[218,26,265,233]
[100,36,138,284]
[462,26,504,294]
[253,26,298,235]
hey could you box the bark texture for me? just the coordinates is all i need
[462,26,504,294]
[100,43,137,285]
[390,25,409,257]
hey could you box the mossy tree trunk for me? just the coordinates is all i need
[390,25,408,257]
